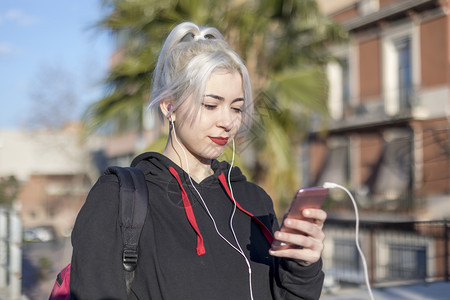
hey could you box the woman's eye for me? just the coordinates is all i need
[232,107,243,113]
[202,103,217,110]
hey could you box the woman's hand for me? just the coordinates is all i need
[269,208,327,266]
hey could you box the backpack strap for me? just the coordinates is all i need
[105,166,149,295]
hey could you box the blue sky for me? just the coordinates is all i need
[0,0,114,129]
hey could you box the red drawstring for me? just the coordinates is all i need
[169,167,206,256]
[168,166,274,257]
[218,173,274,245]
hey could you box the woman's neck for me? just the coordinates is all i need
[162,138,214,183]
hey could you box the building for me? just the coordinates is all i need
[0,124,105,235]
[313,0,450,285]
[0,122,158,236]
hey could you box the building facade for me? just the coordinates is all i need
[313,0,450,220]
[313,0,450,285]
[0,123,157,236]
[0,124,105,235]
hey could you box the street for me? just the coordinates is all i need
[21,237,72,300]
[17,237,450,300]
[320,281,450,300]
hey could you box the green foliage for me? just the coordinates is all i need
[218,142,251,179]
[39,256,52,269]
[145,132,169,153]
[86,0,347,211]
[38,256,53,280]
[0,176,20,208]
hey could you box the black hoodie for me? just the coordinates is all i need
[70,152,324,299]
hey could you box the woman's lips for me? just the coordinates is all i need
[209,136,229,145]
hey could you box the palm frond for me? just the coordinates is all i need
[86,0,348,210]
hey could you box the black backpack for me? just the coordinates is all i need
[49,166,149,299]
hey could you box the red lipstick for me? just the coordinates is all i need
[209,136,229,146]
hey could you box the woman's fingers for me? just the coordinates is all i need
[269,208,327,265]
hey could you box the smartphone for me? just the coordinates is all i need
[271,186,328,251]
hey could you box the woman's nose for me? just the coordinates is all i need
[217,110,235,131]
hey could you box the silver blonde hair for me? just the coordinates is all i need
[148,22,254,135]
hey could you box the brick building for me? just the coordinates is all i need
[312,0,450,220]
[0,123,156,236]
[312,0,450,285]
[0,124,104,235]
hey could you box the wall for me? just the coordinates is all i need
[359,38,381,101]
[421,16,448,87]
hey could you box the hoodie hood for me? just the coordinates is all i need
[131,151,247,184]
[131,151,273,256]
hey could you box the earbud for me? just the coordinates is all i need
[166,104,173,121]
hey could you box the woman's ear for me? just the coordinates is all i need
[160,101,175,122]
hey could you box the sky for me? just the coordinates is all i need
[0,0,114,129]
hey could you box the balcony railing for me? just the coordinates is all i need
[322,219,450,286]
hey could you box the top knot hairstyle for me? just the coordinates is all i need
[149,22,254,136]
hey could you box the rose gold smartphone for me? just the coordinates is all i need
[271,186,328,251]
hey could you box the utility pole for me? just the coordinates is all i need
[0,209,7,289]
[0,209,22,299]
[9,210,22,299]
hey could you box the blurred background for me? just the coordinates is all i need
[1,0,449,299]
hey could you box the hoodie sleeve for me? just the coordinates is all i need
[70,175,128,300]
[274,257,324,300]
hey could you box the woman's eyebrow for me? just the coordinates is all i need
[204,94,245,103]
[204,94,224,101]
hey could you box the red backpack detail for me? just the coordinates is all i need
[49,263,71,300]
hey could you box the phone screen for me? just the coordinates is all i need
[271,186,328,250]
[285,187,328,220]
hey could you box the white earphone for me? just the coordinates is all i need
[166,104,174,120]
[170,120,254,299]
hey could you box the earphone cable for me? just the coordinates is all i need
[170,120,254,299]
[323,182,375,300]
[227,139,254,300]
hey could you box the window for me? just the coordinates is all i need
[395,37,413,111]
[330,238,365,283]
[341,57,351,109]
[327,56,351,120]
[388,244,427,279]
[314,137,350,187]
[382,23,418,116]
[333,239,360,272]
[359,0,379,16]
[370,128,413,210]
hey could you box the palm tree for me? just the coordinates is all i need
[84,0,347,212]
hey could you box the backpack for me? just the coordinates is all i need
[49,166,149,300]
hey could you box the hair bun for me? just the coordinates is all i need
[179,32,217,43]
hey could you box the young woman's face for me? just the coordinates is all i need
[173,70,244,163]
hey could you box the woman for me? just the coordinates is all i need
[70,22,326,300]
